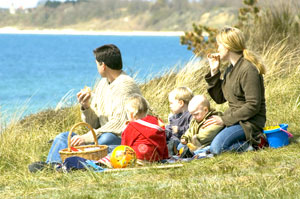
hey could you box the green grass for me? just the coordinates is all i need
[1,2,300,198]
[1,146,300,198]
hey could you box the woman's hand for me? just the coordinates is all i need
[77,91,91,110]
[202,115,224,128]
[70,135,85,146]
[207,53,221,76]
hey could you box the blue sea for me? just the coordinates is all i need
[0,34,194,123]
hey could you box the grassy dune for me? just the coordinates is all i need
[1,3,300,199]
[1,43,299,198]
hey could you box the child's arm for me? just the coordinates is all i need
[165,124,173,140]
[197,125,224,145]
[180,127,192,145]
[176,113,192,137]
[172,126,178,134]
[165,114,176,139]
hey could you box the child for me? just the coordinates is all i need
[165,87,193,155]
[181,95,224,152]
[121,94,169,162]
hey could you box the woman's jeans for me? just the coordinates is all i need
[210,124,250,155]
[46,131,121,163]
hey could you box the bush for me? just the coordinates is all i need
[180,0,300,57]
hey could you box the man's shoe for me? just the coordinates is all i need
[28,161,62,173]
[28,161,47,173]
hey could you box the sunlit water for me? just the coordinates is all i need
[0,34,194,124]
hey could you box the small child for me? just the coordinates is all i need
[121,94,169,162]
[181,95,224,152]
[165,87,193,155]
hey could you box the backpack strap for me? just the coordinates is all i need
[134,119,164,132]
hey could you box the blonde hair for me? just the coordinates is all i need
[169,87,194,105]
[125,94,149,119]
[216,26,266,75]
[188,95,211,112]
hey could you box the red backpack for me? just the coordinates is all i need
[121,115,169,161]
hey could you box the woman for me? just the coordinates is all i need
[204,26,267,154]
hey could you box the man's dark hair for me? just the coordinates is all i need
[93,44,123,70]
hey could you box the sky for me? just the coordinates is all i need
[0,0,65,8]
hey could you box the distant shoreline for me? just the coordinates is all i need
[0,27,184,36]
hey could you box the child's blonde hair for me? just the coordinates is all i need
[189,95,211,112]
[169,87,194,105]
[217,26,266,75]
[125,94,149,119]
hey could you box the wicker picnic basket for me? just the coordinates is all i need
[59,122,108,163]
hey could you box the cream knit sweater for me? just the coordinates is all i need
[80,72,141,143]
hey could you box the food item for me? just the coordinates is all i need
[207,53,220,59]
[178,147,185,156]
[81,86,92,94]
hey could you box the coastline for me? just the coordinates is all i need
[0,27,184,36]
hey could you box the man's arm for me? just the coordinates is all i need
[80,77,141,143]
[81,108,100,130]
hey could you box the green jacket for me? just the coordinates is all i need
[181,111,224,148]
[205,57,266,145]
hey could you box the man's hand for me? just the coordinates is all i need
[202,115,224,128]
[70,135,85,147]
[77,91,91,110]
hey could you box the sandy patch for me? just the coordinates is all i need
[0,27,184,36]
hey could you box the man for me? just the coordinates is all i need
[29,44,141,172]
[72,44,141,146]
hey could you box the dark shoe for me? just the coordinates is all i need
[28,161,62,173]
[28,161,47,173]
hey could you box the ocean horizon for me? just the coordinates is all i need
[0,33,194,125]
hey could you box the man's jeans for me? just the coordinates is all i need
[46,131,121,163]
[210,124,250,155]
